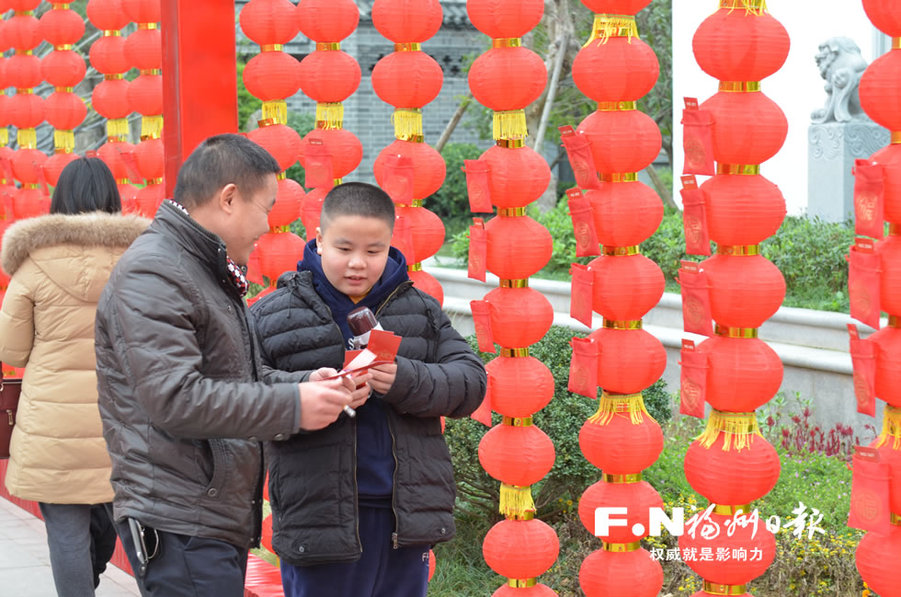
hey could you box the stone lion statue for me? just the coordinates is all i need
[811,37,869,124]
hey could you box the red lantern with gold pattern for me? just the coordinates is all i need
[483,519,559,580]
[684,433,780,505]
[299,128,363,180]
[373,140,446,200]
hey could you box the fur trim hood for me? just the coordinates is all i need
[1,211,149,276]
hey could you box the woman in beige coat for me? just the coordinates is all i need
[0,158,148,596]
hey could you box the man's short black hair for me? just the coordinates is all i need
[320,182,395,232]
[173,134,280,209]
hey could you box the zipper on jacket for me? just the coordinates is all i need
[374,280,413,320]
[388,416,400,549]
[352,418,363,554]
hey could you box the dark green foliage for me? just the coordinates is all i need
[236,61,261,133]
[427,143,483,230]
[283,112,316,189]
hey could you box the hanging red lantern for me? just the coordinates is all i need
[466,0,542,38]
[40,6,85,46]
[135,183,164,218]
[588,254,664,321]
[6,14,41,51]
[12,148,47,183]
[874,438,901,514]
[579,0,650,12]
[408,269,443,305]
[692,8,790,82]
[860,49,901,131]
[698,335,783,412]
[703,254,785,329]
[97,140,136,181]
[298,50,361,103]
[296,0,359,43]
[871,326,901,407]
[371,51,443,108]
[469,47,547,112]
[9,93,44,129]
[881,235,901,315]
[479,424,555,486]
[371,0,443,43]
[480,144,551,208]
[127,74,162,116]
[245,51,303,101]
[701,91,788,165]
[301,187,327,240]
[41,49,86,88]
[248,124,302,172]
[299,128,362,180]
[373,140,445,200]
[589,328,666,394]
[89,34,130,74]
[269,177,305,228]
[396,205,444,263]
[863,0,901,36]
[134,137,164,180]
[857,527,901,597]
[702,174,786,246]
[684,433,780,505]
[491,584,556,597]
[86,0,130,31]
[679,514,776,585]
[871,143,901,223]
[92,78,132,120]
[579,406,663,473]
[43,151,79,187]
[125,27,162,71]
[256,231,306,284]
[486,356,554,417]
[12,186,49,219]
[9,0,42,11]
[44,91,86,131]
[121,0,161,23]
[239,0,299,45]
[483,519,559,580]
[578,480,662,542]
[579,549,663,597]
[484,287,554,348]
[6,53,42,88]
[485,216,552,280]
[573,37,658,102]
[587,182,663,247]
[578,109,662,174]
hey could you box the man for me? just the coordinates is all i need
[95,134,369,596]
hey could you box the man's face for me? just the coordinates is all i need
[226,173,278,266]
[316,214,393,301]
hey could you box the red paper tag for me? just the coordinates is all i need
[847,238,881,329]
[570,263,594,328]
[381,154,414,205]
[35,161,50,197]
[679,339,707,418]
[848,446,891,534]
[0,156,12,184]
[462,159,492,213]
[680,175,711,256]
[677,261,714,336]
[567,188,599,257]
[366,329,402,364]
[681,98,715,176]
[470,368,493,427]
[853,160,885,239]
[470,300,496,354]
[468,218,487,282]
[343,349,363,369]
[848,324,877,416]
[559,125,599,190]
[118,149,145,185]
[393,213,415,263]
[569,337,598,398]
[303,139,334,191]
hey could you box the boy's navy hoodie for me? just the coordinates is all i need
[299,239,409,505]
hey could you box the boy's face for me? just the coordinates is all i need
[316,214,393,301]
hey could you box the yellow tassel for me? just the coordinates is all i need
[587,392,653,426]
[315,102,344,130]
[499,484,536,518]
[106,118,129,142]
[696,410,761,451]
[876,405,901,450]
[141,115,163,140]
[17,127,37,149]
[493,110,528,141]
[0,128,8,146]
[392,108,423,141]
[262,100,288,126]
[54,130,75,153]
[585,14,638,46]
[720,0,767,15]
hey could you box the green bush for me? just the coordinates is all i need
[427,143,483,235]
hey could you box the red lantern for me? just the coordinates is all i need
[248,124,302,171]
[703,254,785,329]
[573,37,659,102]
[871,143,901,224]
[589,328,666,394]
[97,140,136,181]
[41,49,86,88]
[408,269,443,306]
[135,183,164,218]
[881,235,901,315]
[269,177,305,228]
[239,0,299,45]
[863,0,901,37]
[479,424,555,486]
[43,151,78,187]
[374,140,445,200]
[485,215,552,280]
[466,0,542,39]
[588,254,664,320]
[484,287,554,348]
[371,51,443,108]
[579,408,663,473]
[698,335,783,412]
[261,514,274,554]
[371,0,443,43]
[6,14,41,51]
[469,47,547,111]
[692,8,790,82]
[121,0,161,23]
[125,27,162,71]
[684,433,780,505]
[127,74,162,116]
[856,527,901,597]
[482,519,559,579]
[8,0,41,11]
[6,53,41,88]
[301,187,327,240]
[578,480,662,542]
[256,231,306,284]
[296,0,359,43]
[134,137,164,180]
[679,514,776,585]
[9,92,44,129]
[578,109,662,174]
[298,50,361,103]
[299,128,362,180]
[871,326,901,407]
[579,0,650,12]
[492,584,556,597]
[702,173,786,246]
[44,91,86,130]
[92,78,132,120]
[486,356,554,417]
[579,548,663,597]
[12,186,49,219]
[586,181,663,247]
[874,438,901,515]
[89,34,129,74]
[86,0,130,31]
[245,51,303,101]
[480,144,551,208]
[119,183,139,211]
[396,206,444,263]
[701,91,788,165]
[11,148,47,183]
[40,5,85,47]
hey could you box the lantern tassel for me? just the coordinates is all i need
[141,115,163,140]
[876,405,901,450]
[54,130,75,153]
[720,0,768,15]
[493,110,528,142]
[392,108,423,141]
[696,410,761,451]
[585,14,638,46]
[587,392,652,426]
[0,128,8,147]
[17,127,37,149]
[106,118,129,142]
[315,102,344,130]
[262,100,288,126]
[499,484,536,518]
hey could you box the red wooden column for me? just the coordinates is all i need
[161,0,238,197]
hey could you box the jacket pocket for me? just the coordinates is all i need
[197,439,229,499]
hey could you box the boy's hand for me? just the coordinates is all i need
[349,371,373,410]
[369,363,397,395]
[297,378,353,431]
[309,367,339,382]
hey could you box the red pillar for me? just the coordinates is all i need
[161,0,238,197]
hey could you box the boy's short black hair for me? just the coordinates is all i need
[320,182,395,231]
[173,133,280,209]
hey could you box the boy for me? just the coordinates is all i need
[251,182,487,597]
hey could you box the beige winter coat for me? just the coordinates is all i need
[0,211,148,504]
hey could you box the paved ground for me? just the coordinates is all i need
[0,497,141,597]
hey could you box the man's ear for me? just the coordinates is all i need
[217,183,239,214]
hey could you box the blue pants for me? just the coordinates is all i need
[114,517,248,597]
[281,507,430,597]
[39,502,118,597]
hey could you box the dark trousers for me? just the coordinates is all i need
[280,506,430,597]
[114,517,248,597]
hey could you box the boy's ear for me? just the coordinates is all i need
[315,227,323,254]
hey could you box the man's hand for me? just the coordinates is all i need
[297,378,353,431]
[309,367,339,382]
[369,362,397,395]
